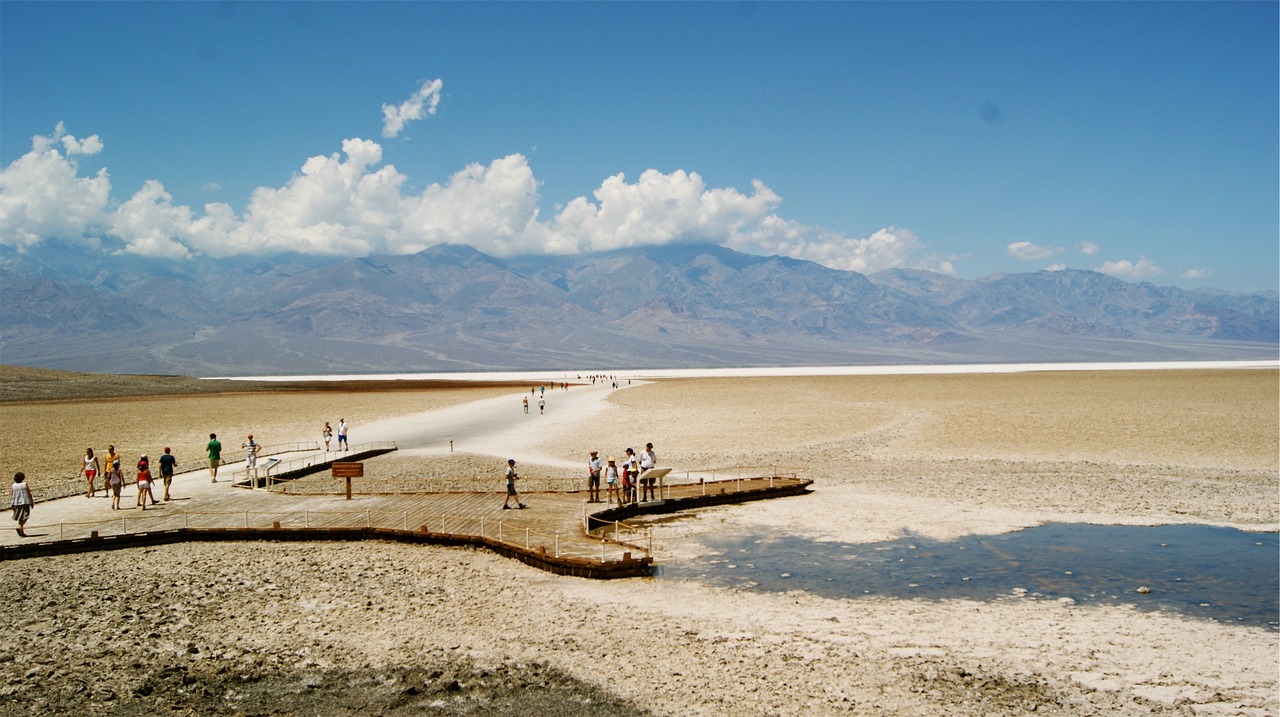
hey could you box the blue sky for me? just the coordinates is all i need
[1,1,1276,292]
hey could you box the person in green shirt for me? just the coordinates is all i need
[206,433,222,483]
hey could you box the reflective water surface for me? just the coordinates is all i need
[658,523,1279,629]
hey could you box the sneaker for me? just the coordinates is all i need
[518,504,527,510]
[502,505,510,510]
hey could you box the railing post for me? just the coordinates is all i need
[525,527,530,549]
[365,509,370,528]
[403,512,408,531]
[601,540,606,562]
[244,511,249,529]
[480,517,485,539]
[555,533,560,558]
[184,511,188,529]
[499,521,503,542]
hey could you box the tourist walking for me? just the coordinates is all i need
[338,419,349,450]
[207,433,222,482]
[323,421,333,451]
[136,455,155,509]
[242,434,259,470]
[10,472,32,537]
[107,460,123,510]
[522,396,529,414]
[502,459,526,510]
[158,447,177,501]
[83,447,101,498]
[103,445,119,487]
[587,450,603,503]
[538,397,545,414]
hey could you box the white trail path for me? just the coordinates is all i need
[354,381,631,469]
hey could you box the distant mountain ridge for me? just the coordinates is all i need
[1,241,1275,375]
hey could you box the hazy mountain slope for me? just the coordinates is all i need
[1,242,1275,375]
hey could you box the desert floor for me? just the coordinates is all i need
[0,367,1276,716]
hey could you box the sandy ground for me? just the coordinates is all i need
[0,367,1277,716]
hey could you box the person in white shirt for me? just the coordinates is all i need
[640,442,657,501]
[10,472,33,537]
[587,451,603,503]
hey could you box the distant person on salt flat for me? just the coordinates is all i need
[338,419,349,450]
[323,421,333,451]
[502,458,526,510]
[538,397,545,414]
[83,447,101,498]
[522,396,529,414]
[158,446,178,501]
[207,433,222,482]
[10,472,33,537]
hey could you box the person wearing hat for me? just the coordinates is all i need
[502,459,526,510]
[586,450,603,503]
[158,446,178,501]
[623,448,639,504]
[604,456,620,505]
[136,454,154,509]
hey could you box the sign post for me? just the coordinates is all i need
[332,462,364,500]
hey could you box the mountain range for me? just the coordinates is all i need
[1,241,1275,376]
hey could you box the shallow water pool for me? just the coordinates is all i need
[658,523,1279,629]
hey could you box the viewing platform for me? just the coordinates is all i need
[0,445,813,579]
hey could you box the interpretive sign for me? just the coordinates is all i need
[332,462,364,478]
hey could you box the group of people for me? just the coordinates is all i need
[321,419,350,451]
[586,442,658,505]
[81,444,180,511]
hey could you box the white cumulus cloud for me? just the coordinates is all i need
[553,170,780,254]
[382,78,443,138]
[1077,241,1100,256]
[0,122,941,275]
[1007,241,1060,261]
[0,125,111,248]
[730,220,931,275]
[1183,268,1210,279]
[1099,257,1162,280]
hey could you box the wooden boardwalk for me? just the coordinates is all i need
[0,453,812,579]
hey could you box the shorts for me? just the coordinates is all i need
[162,474,173,487]
[209,458,221,469]
[137,480,150,493]
[12,505,30,524]
[84,469,96,479]
[507,481,517,496]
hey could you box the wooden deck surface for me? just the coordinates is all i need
[0,452,811,577]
